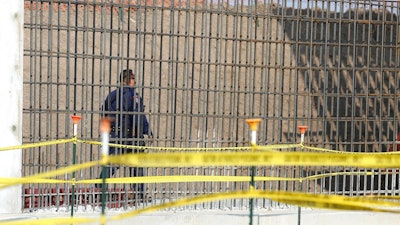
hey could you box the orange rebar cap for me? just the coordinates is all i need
[71,115,82,124]
[245,118,262,131]
[298,125,308,134]
[100,117,112,133]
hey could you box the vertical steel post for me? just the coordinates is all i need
[297,125,308,225]
[99,117,111,223]
[70,115,82,218]
[245,118,262,225]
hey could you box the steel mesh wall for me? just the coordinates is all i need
[23,0,400,211]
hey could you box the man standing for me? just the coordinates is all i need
[97,69,153,198]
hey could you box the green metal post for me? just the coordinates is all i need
[99,118,111,225]
[71,142,76,218]
[101,165,107,216]
[70,115,81,219]
[297,126,308,225]
[246,118,262,225]
[249,165,255,225]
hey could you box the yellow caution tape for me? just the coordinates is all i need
[1,138,399,225]
[2,137,395,155]
[0,217,97,225]
[2,190,400,225]
[367,195,400,200]
[2,154,397,187]
[304,171,379,181]
[1,139,399,188]
[77,139,102,146]
[78,171,393,184]
[1,170,391,186]
[0,154,398,187]
[111,190,400,221]
[0,175,295,186]
[0,138,75,151]
[79,140,298,152]
[301,145,346,153]
[302,144,400,154]
[78,139,252,151]
[107,151,400,168]
[81,175,297,185]
[254,143,301,151]
[0,161,99,190]
[80,139,297,152]
[0,171,382,185]
[0,178,66,184]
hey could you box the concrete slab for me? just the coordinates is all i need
[1,208,399,225]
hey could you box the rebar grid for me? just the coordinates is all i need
[23,0,400,211]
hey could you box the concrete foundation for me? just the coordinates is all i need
[2,208,399,225]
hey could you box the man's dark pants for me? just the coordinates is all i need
[96,130,145,194]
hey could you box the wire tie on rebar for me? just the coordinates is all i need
[250,142,257,153]
[72,136,78,144]
[249,186,255,192]
[100,155,109,165]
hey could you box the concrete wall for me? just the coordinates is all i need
[0,0,23,213]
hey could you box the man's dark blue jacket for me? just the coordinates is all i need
[102,87,151,138]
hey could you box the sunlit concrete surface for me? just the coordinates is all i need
[1,208,399,225]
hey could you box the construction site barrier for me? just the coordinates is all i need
[0,138,399,224]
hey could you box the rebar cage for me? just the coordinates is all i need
[23,0,400,211]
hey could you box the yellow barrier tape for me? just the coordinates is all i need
[0,155,396,187]
[76,139,400,154]
[254,143,301,151]
[3,138,400,225]
[80,139,299,152]
[0,161,99,190]
[2,139,399,189]
[2,190,400,225]
[367,195,400,200]
[111,190,400,221]
[107,151,400,169]
[0,175,295,185]
[78,171,391,184]
[77,139,102,146]
[304,171,382,181]
[78,139,252,151]
[81,175,297,185]
[4,137,394,154]
[302,144,400,154]
[0,178,66,184]
[1,170,393,186]
[301,145,345,153]
[0,216,97,225]
[4,170,393,185]
[0,138,75,151]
